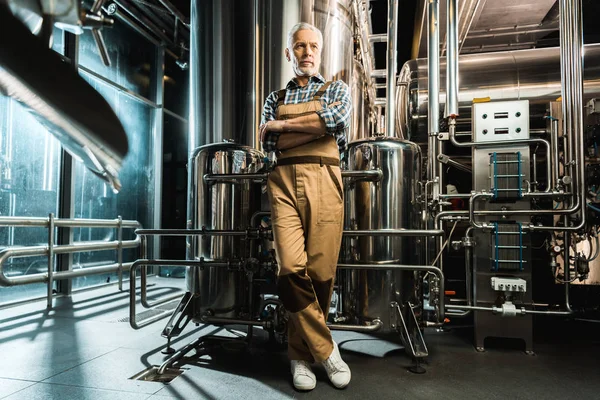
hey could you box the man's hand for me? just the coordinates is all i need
[259,120,287,143]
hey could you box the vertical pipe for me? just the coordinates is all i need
[445,0,459,118]
[117,215,123,291]
[559,0,584,311]
[47,213,55,309]
[427,0,440,138]
[427,0,440,206]
[188,0,199,156]
[386,0,399,138]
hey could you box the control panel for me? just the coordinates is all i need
[490,277,527,292]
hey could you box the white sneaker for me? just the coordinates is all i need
[290,360,316,391]
[322,341,351,388]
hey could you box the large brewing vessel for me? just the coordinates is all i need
[186,143,264,319]
[342,137,422,331]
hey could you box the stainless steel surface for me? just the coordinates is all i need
[386,0,399,138]
[189,0,259,150]
[427,0,440,137]
[427,0,440,202]
[186,143,264,319]
[0,9,128,191]
[342,137,425,331]
[343,229,444,237]
[337,263,444,324]
[353,0,378,129]
[445,0,459,118]
[328,318,383,332]
[350,60,370,143]
[129,259,236,330]
[396,44,600,143]
[415,0,557,58]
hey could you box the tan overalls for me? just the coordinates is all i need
[266,82,344,363]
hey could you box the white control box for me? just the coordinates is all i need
[473,100,530,143]
[491,277,526,292]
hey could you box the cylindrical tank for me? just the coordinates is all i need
[350,60,371,143]
[342,137,422,331]
[396,43,600,143]
[186,143,264,319]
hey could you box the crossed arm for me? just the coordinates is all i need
[260,81,351,152]
[259,113,327,150]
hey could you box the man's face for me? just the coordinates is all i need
[286,29,321,77]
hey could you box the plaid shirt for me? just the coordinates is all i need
[260,74,351,156]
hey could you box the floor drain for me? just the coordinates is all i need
[129,366,185,383]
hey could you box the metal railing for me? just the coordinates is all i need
[0,214,141,308]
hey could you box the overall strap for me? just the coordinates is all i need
[276,89,287,107]
[313,81,333,100]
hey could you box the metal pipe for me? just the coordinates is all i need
[445,304,572,316]
[0,238,140,286]
[136,228,250,237]
[135,228,444,238]
[116,216,124,291]
[343,229,444,237]
[446,0,459,117]
[551,117,560,190]
[201,316,267,327]
[156,0,189,26]
[450,132,553,194]
[337,263,445,323]
[104,4,161,47]
[47,213,55,309]
[352,0,378,113]
[386,0,399,138]
[0,216,139,228]
[328,319,383,332]
[428,0,440,138]
[203,170,383,184]
[427,0,440,198]
[112,0,175,47]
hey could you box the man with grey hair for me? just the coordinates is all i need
[260,22,352,391]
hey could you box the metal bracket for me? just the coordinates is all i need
[161,292,194,339]
[391,301,428,359]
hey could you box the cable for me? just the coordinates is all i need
[432,220,458,267]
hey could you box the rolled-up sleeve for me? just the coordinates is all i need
[261,91,279,152]
[315,80,352,135]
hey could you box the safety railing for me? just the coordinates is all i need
[0,214,141,308]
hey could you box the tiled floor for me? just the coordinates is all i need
[1,277,600,399]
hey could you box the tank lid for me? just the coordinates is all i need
[191,141,265,157]
[349,135,419,147]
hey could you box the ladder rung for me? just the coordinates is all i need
[371,69,387,78]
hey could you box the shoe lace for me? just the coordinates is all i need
[295,361,311,376]
[323,356,344,374]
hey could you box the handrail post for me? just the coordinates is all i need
[47,213,55,309]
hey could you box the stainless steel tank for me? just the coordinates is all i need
[350,60,371,143]
[342,137,422,332]
[396,43,600,143]
[186,143,264,319]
